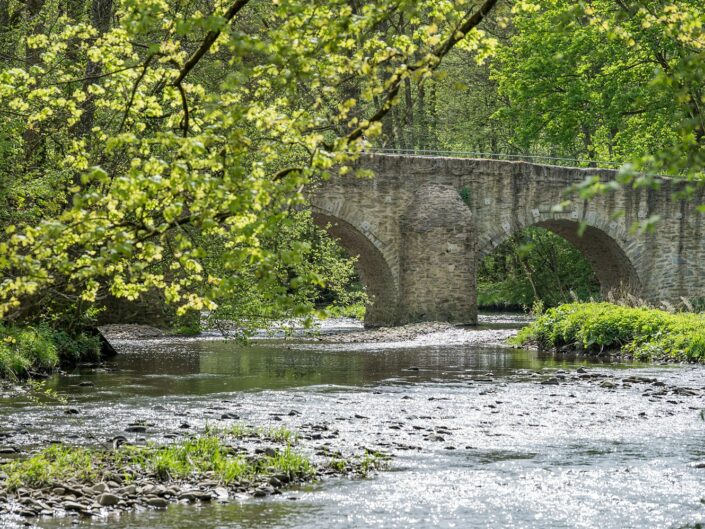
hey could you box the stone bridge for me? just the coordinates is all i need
[311,154,705,327]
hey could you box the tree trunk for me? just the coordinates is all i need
[428,80,437,150]
[0,0,8,28]
[73,0,113,141]
[417,82,427,151]
[23,0,45,163]
[392,103,406,151]
[403,77,415,151]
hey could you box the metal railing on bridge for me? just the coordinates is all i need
[365,147,624,169]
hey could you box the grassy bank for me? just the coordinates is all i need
[0,324,101,378]
[322,302,366,320]
[513,302,705,362]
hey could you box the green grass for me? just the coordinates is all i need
[3,444,99,488]
[512,302,705,361]
[326,449,390,477]
[0,324,100,379]
[0,325,59,378]
[3,435,315,490]
[127,437,312,483]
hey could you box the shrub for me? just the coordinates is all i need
[512,302,705,362]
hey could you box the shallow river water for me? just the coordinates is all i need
[3,315,705,529]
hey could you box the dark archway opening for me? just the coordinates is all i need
[312,212,399,327]
[479,221,639,311]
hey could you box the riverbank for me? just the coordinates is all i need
[513,302,705,362]
[99,317,526,347]
[0,324,102,379]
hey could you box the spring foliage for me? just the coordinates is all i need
[477,227,600,309]
[0,0,498,326]
[0,324,99,377]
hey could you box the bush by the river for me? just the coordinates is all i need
[0,325,101,378]
[478,227,601,311]
[513,302,705,361]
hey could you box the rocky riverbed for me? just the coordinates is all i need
[3,316,705,529]
[99,317,524,347]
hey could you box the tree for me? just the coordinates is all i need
[491,0,705,175]
[0,0,499,328]
[478,227,600,309]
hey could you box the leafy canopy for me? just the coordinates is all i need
[0,0,498,324]
[492,0,705,176]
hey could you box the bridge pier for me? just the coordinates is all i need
[399,184,477,325]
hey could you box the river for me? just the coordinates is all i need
[2,314,705,529]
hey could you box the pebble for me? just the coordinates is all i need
[62,501,86,512]
[121,485,137,495]
[97,493,120,506]
[146,497,169,508]
[125,425,147,433]
[179,492,197,502]
[91,483,108,494]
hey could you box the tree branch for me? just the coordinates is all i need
[119,53,156,132]
[176,82,190,137]
[172,0,250,86]
[165,0,250,137]
[341,0,499,146]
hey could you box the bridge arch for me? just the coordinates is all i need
[478,216,641,298]
[311,209,399,327]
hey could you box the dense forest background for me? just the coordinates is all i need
[0,0,703,356]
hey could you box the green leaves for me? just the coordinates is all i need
[492,0,705,175]
[0,0,499,327]
[515,302,705,362]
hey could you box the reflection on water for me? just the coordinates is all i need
[46,342,623,399]
[35,498,321,529]
[2,315,705,529]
